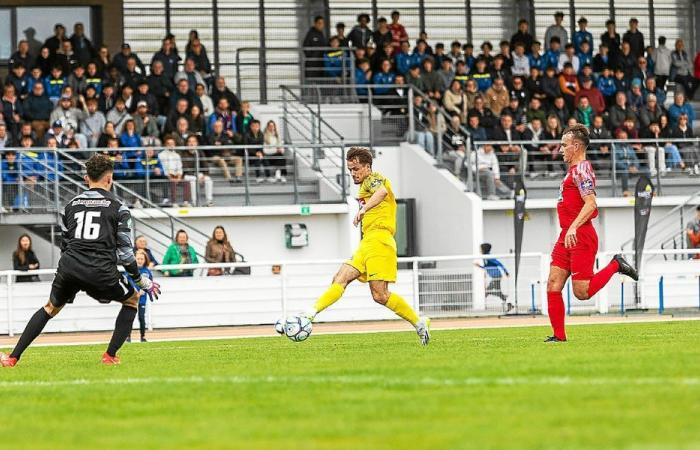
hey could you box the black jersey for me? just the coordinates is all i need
[58,188,140,285]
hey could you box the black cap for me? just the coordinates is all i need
[554,11,564,17]
[121,43,131,49]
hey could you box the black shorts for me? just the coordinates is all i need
[50,267,136,308]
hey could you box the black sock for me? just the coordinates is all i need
[106,305,137,357]
[11,308,52,360]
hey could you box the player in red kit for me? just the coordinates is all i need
[545,124,638,342]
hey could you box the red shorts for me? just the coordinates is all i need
[550,224,598,281]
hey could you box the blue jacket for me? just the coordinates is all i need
[642,87,666,106]
[543,49,560,70]
[471,71,492,91]
[323,50,345,78]
[27,76,43,94]
[354,68,370,96]
[478,258,509,279]
[577,53,593,71]
[106,154,132,179]
[208,111,237,135]
[128,267,154,306]
[1,160,20,183]
[395,52,414,75]
[528,54,546,72]
[573,31,593,56]
[668,102,696,128]
[119,131,142,149]
[596,76,616,97]
[20,151,62,181]
[372,71,395,95]
[412,50,428,67]
[43,75,67,100]
[464,55,476,71]
[134,155,165,178]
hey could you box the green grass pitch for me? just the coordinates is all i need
[2,320,700,450]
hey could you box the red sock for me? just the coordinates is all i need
[547,291,566,340]
[586,260,619,298]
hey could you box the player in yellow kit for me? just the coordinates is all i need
[304,147,431,345]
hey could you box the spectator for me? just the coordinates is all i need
[592,43,610,74]
[668,91,695,128]
[134,147,167,201]
[462,43,476,69]
[173,116,192,147]
[210,76,240,113]
[348,13,372,49]
[511,42,530,77]
[420,58,442,100]
[686,206,700,259]
[43,24,66,56]
[162,230,198,277]
[207,119,243,183]
[133,80,159,116]
[372,59,396,97]
[95,45,111,77]
[208,97,237,136]
[613,129,643,196]
[35,46,53,77]
[640,121,666,175]
[639,94,664,130]
[470,141,513,200]
[671,39,696,98]
[334,22,349,47]
[80,97,106,147]
[635,56,652,83]
[526,97,547,124]
[574,96,594,127]
[7,62,29,100]
[106,97,132,134]
[98,83,116,114]
[0,122,13,149]
[372,17,392,51]
[148,60,174,115]
[205,226,236,276]
[575,76,605,114]
[54,40,77,75]
[627,79,645,113]
[544,11,568,51]
[113,43,146,76]
[170,78,202,112]
[96,121,118,148]
[1,150,20,208]
[413,39,430,67]
[589,115,612,171]
[106,65,127,94]
[464,78,482,110]
[388,11,408,51]
[133,101,160,146]
[654,36,672,89]
[618,41,636,80]
[558,44,580,73]
[471,58,492,92]
[409,96,436,154]
[303,16,328,81]
[49,94,84,134]
[443,80,468,123]
[245,119,269,182]
[188,104,206,140]
[102,138,132,180]
[67,22,94,66]
[443,114,468,176]
[43,65,67,105]
[490,114,523,186]
[183,134,214,206]
[485,77,509,116]
[643,77,666,106]
[12,234,40,282]
[263,120,287,183]
[608,91,636,130]
[491,55,511,85]
[558,62,579,111]
[1,84,23,138]
[324,36,345,80]
[166,98,191,134]
[119,118,142,151]
[498,41,513,70]
[539,114,563,174]
[8,40,32,72]
[467,95,497,131]
[503,97,527,132]
[671,114,699,173]
[354,58,372,98]
[186,39,213,86]
[159,135,190,206]
[601,20,622,69]
[174,57,205,93]
[542,65,561,104]
[236,101,254,135]
[437,58,454,92]
[134,235,159,267]
[67,64,87,97]
[510,19,534,55]
[573,17,593,56]
[660,115,686,171]
[126,249,154,342]
[622,18,644,59]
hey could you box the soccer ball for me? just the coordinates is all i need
[274,318,286,335]
[284,315,312,342]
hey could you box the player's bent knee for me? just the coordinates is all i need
[123,293,139,309]
[572,286,590,300]
[371,292,389,305]
[43,301,63,317]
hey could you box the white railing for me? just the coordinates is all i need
[0,249,698,336]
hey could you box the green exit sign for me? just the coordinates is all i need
[300,205,311,216]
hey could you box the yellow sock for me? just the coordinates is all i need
[312,283,345,315]
[385,292,419,326]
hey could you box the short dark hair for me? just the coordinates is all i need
[346,146,373,166]
[563,123,590,147]
[85,154,114,182]
[314,15,324,23]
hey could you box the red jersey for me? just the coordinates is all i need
[557,160,598,229]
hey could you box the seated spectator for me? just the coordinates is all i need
[608,91,637,131]
[210,76,240,113]
[67,63,87,96]
[523,117,546,175]
[526,67,547,104]
[98,83,117,114]
[544,36,561,71]
[102,138,132,180]
[589,115,612,171]
[619,41,636,80]
[207,119,243,183]
[147,60,175,116]
[485,77,509,116]
[466,113,487,147]
[395,40,413,76]
[151,37,180,80]
[181,134,213,206]
[113,43,146,76]
[639,94,665,130]
[502,97,527,133]
[7,62,29,100]
[23,81,52,140]
[207,97,237,136]
[205,226,236,276]
[443,79,468,123]
[96,121,118,148]
[470,142,513,200]
[574,96,594,127]
[575,76,605,114]
[80,97,106,147]
[511,42,529,77]
[613,67,628,94]
[119,119,142,152]
[489,114,523,186]
[668,91,695,128]
[577,41,593,70]
[640,121,667,175]
[35,47,53,78]
[558,62,579,110]
[558,43,580,73]
[538,114,564,174]
[453,61,470,88]
[420,57,442,100]
[626,79,645,113]
[613,129,644,196]
[2,84,24,138]
[263,120,287,183]
[372,59,396,98]
[634,56,652,83]
[463,78,482,110]
[162,229,198,277]
[471,58,493,92]
[188,105,206,140]
[686,206,700,259]
[324,36,345,79]
[443,114,468,176]
[467,96,497,131]
[195,83,214,119]
[642,77,665,106]
[106,97,132,134]
[526,97,547,124]
[491,55,510,86]
[236,101,254,135]
[166,98,191,134]
[120,84,136,111]
[84,62,104,95]
[12,234,40,282]
[671,113,699,173]
[134,235,159,267]
[43,65,67,105]
[548,96,570,126]
[175,57,206,93]
[133,101,161,146]
[592,43,610,74]
[186,38,212,86]
[134,147,167,202]
[408,95,436,154]
[170,78,202,112]
[173,117,192,147]
[405,64,423,92]
[45,120,68,148]
[133,79,159,116]
[245,119,269,182]
[437,57,454,93]
[159,135,190,206]
[541,65,561,105]
[106,65,127,95]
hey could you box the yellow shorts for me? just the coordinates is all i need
[347,230,397,283]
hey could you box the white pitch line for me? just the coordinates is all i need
[0,375,699,389]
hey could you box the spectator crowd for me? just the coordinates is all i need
[306,11,700,198]
[1,23,289,208]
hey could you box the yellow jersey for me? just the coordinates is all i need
[358,171,396,235]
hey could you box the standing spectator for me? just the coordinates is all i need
[303,16,328,82]
[151,37,181,81]
[654,36,672,89]
[205,226,236,276]
[210,77,240,113]
[671,39,697,98]
[510,19,534,55]
[334,22,349,47]
[8,40,33,72]
[245,119,268,182]
[126,250,154,342]
[69,23,95,66]
[182,135,214,206]
[236,101,254,135]
[348,13,372,49]
[573,17,593,56]
[622,18,644,59]
[601,20,622,69]
[263,120,287,183]
[159,135,190,206]
[148,60,175,116]
[12,234,40,282]
[162,230,198,277]
[2,84,24,138]
[544,11,568,51]
[619,42,637,81]
[43,24,66,56]
[112,43,146,76]
[388,11,408,51]
[134,235,159,267]
[372,17,393,51]
[80,97,106,147]
[686,206,700,259]
[668,91,695,128]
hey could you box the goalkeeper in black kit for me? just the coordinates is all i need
[1,154,161,367]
